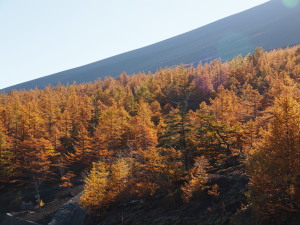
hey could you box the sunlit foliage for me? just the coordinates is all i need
[0,45,299,219]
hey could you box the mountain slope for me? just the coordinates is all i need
[3,0,300,91]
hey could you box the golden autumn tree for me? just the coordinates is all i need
[210,85,243,126]
[123,86,137,116]
[110,157,132,199]
[181,156,209,202]
[19,136,58,204]
[66,124,95,173]
[132,147,182,196]
[0,121,13,183]
[131,101,158,150]
[247,92,300,220]
[94,103,131,156]
[0,43,299,212]
[192,102,243,166]
[149,100,162,126]
[39,87,62,151]
[240,84,262,122]
[80,161,110,211]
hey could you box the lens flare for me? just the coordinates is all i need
[282,0,299,8]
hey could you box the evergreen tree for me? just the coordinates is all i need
[159,106,192,171]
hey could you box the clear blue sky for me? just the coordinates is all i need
[0,0,272,89]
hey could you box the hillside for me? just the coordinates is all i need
[0,44,299,225]
[3,0,300,91]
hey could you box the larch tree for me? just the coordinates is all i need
[131,101,158,150]
[192,102,243,167]
[240,84,262,122]
[157,68,195,170]
[149,100,162,126]
[123,86,137,116]
[94,103,131,157]
[67,124,95,173]
[158,107,192,171]
[181,156,209,202]
[0,121,13,183]
[19,136,58,204]
[132,147,182,196]
[80,161,110,211]
[193,64,213,104]
[39,87,63,151]
[247,91,300,220]
[210,85,243,126]
[110,157,131,199]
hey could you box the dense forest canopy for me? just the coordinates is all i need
[0,45,299,223]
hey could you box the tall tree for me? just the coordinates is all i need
[240,84,262,121]
[80,161,109,211]
[210,85,243,126]
[131,101,158,150]
[181,156,209,202]
[247,92,300,220]
[94,103,131,156]
[0,121,13,183]
[67,124,95,172]
[192,102,243,166]
[18,136,58,204]
[159,107,192,171]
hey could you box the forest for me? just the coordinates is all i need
[0,45,299,224]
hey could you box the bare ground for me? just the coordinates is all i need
[0,181,83,225]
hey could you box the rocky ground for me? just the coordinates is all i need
[86,165,250,225]
[0,181,83,225]
[0,165,249,225]
[1,165,299,225]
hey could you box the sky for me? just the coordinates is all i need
[0,0,273,90]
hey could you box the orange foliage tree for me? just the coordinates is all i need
[247,91,300,220]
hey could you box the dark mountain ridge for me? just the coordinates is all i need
[3,0,300,91]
